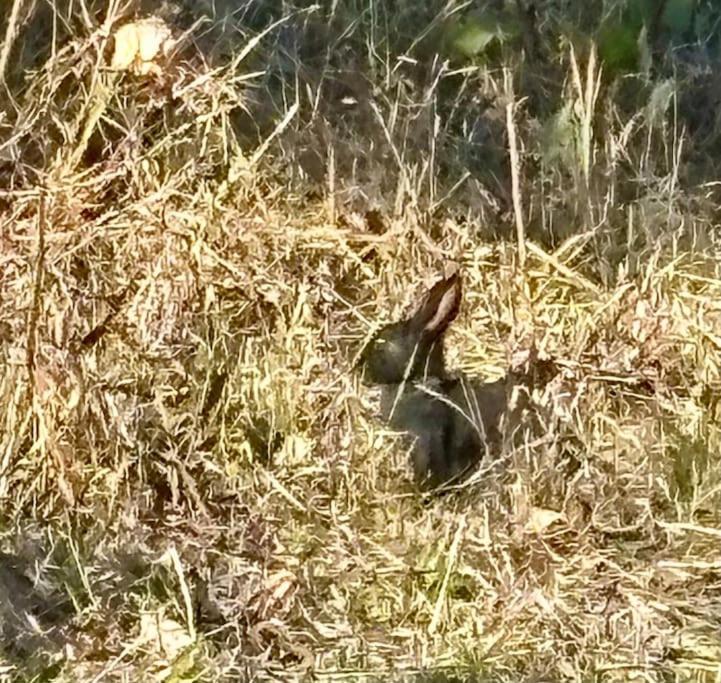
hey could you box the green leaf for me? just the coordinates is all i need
[626,0,654,30]
[540,102,577,168]
[449,12,521,58]
[452,19,499,57]
[598,21,640,74]
[662,0,696,35]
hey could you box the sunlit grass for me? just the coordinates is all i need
[0,2,720,682]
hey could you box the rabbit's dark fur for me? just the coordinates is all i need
[359,273,514,491]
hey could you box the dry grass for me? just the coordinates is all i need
[1,2,721,682]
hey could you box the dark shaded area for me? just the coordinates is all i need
[2,1,721,243]
[0,550,74,677]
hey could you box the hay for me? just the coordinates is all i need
[0,2,720,681]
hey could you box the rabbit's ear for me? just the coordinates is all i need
[412,274,462,336]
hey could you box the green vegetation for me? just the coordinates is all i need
[0,0,720,681]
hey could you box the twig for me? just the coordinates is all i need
[526,240,601,296]
[0,0,24,84]
[167,546,197,641]
[429,514,466,635]
[504,68,526,269]
[26,192,47,387]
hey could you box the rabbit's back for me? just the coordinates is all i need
[380,377,508,488]
[450,377,508,448]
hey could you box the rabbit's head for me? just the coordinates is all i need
[360,273,462,385]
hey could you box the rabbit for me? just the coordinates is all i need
[358,272,513,491]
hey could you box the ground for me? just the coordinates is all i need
[0,1,720,682]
